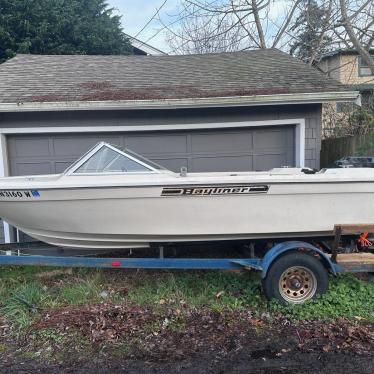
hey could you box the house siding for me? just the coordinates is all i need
[318,53,373,86]
[317,52,373,138]
[339,55,373,85]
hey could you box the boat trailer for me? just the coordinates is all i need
[0,224,373,303]
[0,239,373,274]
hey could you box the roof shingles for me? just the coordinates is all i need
[0,49,349,104]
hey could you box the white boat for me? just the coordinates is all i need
[0,142,373,249]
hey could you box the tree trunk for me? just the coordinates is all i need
[251,0,266,48]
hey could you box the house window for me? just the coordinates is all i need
[358,57,373,76]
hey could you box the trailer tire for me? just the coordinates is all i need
[262,252,329,304]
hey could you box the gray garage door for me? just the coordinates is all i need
[7,126,295,176]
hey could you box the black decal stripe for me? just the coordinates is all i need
[161,185,270,196]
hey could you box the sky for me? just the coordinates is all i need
[108,0,181,53]
[107,0,292,54]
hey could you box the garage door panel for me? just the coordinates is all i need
[8,138,50,158]
[55,161,75,173]
[191,132,253,153]
[125,135,188,154]
[253,153,291,171]
[192,155,253,172]
[151,158,189,172]
[253,128,293,150]
[53,138,98,156]
[11,162,52,176]
[53,137,120,157]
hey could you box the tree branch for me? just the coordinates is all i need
[272,0,302,48]
[339,0,374,73]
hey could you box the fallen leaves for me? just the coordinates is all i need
[32,303,262,359]
[35,303,157,345]
[295,317,374,355]
[12,303,374,361]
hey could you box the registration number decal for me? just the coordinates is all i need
[161,185,269,196]
[0,190,40,198]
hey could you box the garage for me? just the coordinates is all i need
[7,126,295,176]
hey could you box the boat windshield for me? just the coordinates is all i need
[66,143,165,174]
[119,147,166,171]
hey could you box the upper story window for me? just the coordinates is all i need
[358,56,373,77]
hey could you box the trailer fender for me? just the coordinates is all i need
[260,241,337,278]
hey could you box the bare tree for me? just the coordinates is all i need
[164,0,304,54]
[166,14,244,54]
[163,0,374,69]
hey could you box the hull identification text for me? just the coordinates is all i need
[161,185,269,196]
[0,190,40,198]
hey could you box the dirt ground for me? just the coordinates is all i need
[1,341,373,374]
[1,304,373,373]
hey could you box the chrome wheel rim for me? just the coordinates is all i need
[278,266,317,304]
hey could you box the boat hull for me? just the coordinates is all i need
[0,181,373,249]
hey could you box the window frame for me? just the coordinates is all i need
[64,142,160,176]
[358,56,373,77]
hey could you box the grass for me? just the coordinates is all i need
[0,266,373,330]
[60,276,103,305]
[1,283,44,328]
[126,271,264,310]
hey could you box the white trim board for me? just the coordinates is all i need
[0,91,359,112]
[0,118,304,134]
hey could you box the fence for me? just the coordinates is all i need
[320,134,374,168]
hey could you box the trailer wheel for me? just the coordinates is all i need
[262,252,329,304]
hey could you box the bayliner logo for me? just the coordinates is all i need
[161,185,269,196]
[0,190,40,198]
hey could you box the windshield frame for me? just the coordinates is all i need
[64,142,163,176]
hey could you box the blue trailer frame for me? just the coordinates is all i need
[0,239,372,276]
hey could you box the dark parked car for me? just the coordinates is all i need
[335,156,374,168]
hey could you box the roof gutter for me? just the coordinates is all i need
[0,91,359,113]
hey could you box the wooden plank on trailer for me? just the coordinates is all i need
[328,252,374,272]
[334,224,374,235]
[335,252,374,265]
